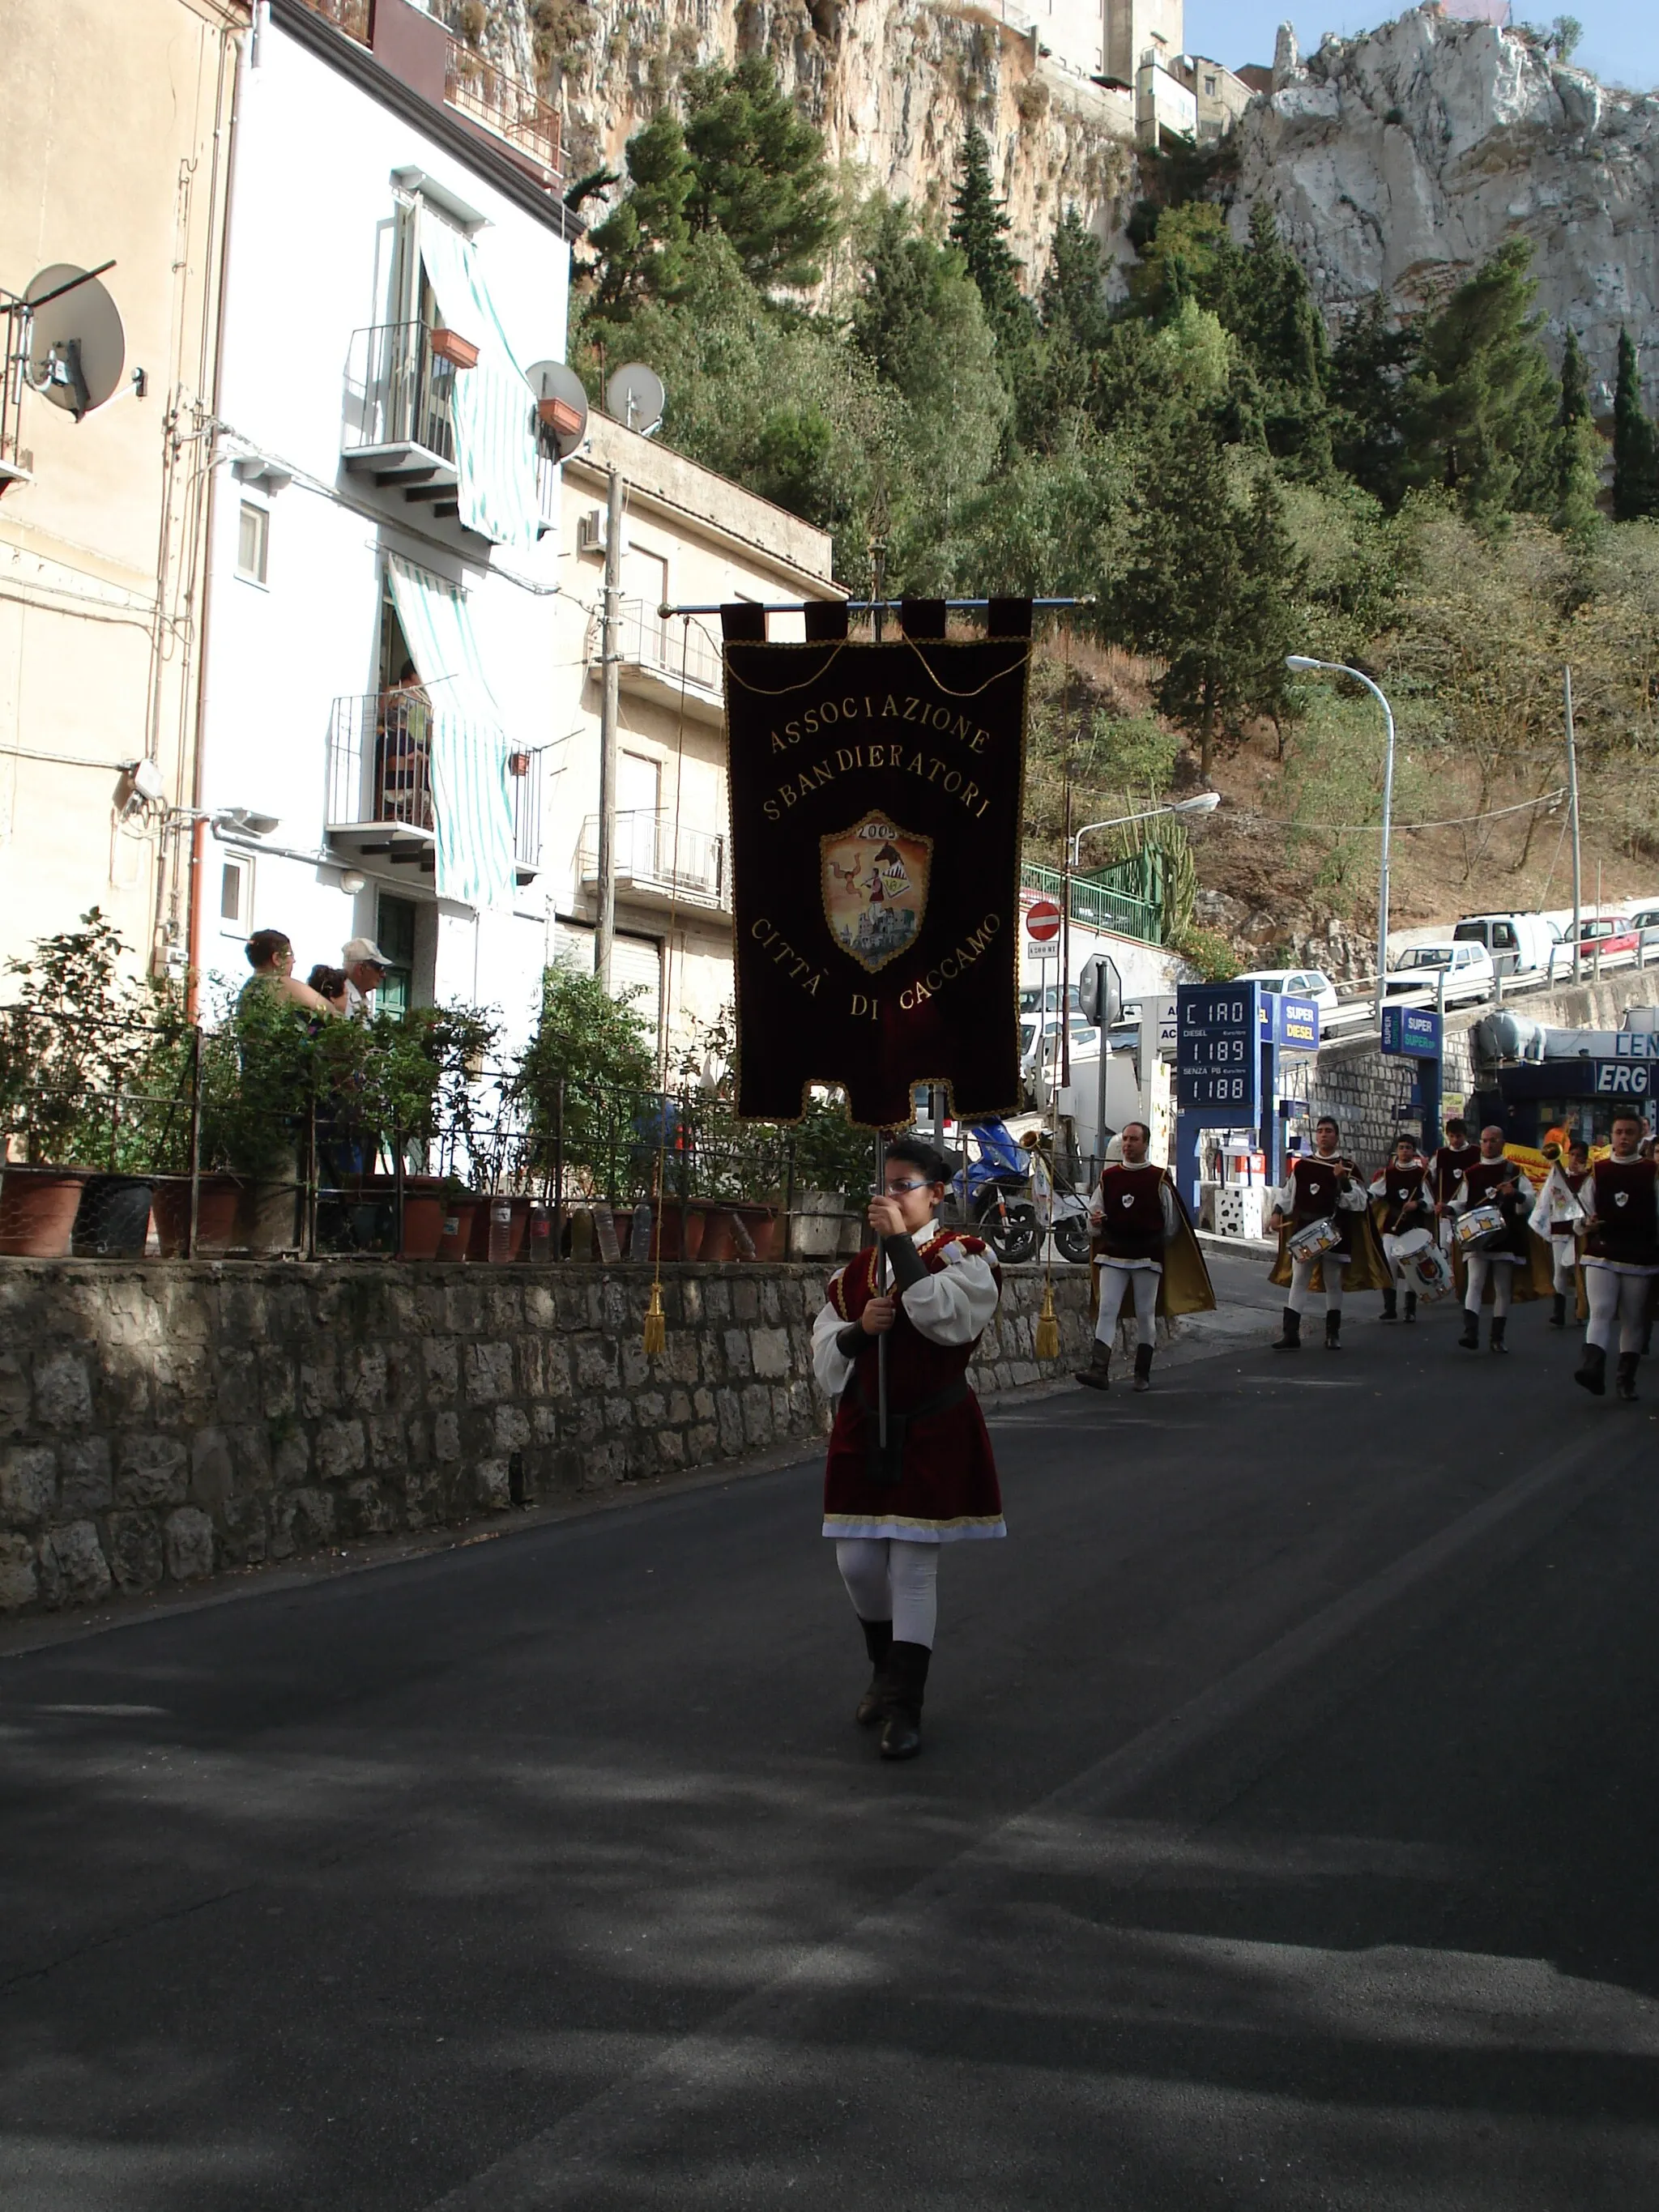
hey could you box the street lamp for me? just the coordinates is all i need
[1286,654,1397,1030]
[1068,788,1219,868]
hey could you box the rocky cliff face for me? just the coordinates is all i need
[1231,10,1659,409]
[454,0,1137,281]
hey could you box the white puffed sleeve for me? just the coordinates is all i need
[812,1275,856,1400]
[1367,1170,1389,1200]
[1337,1175,1368,1213]
[1269,1174,1295,1215]
[898,1240,1001,1347]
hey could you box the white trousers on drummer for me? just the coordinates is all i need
[1288,1255,1346,1315]
[836,1538,940,1648]
[1463,1252,1517,1317]
[1096,1263,1159,1348]
[1584,1265,1653,1354]
[1550,1240,1576,1296]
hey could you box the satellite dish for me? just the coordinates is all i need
[526,359,589,461]
[25,264,125,419]
[604,361,665,436]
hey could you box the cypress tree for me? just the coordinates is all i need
[1612,327,1659,522]
[1038,206,1111,353]
[948,126,1030,354]
[1552,327,1601,535]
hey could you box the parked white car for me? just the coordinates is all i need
[1231,967,1341,1029]
[1385,939,1495,1006]
[1626,903,1659,953]
[1452,912,1566,979]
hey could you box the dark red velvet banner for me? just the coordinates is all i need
[724,620,1030,1127]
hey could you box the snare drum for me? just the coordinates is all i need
[1455,1203,1506,1251]
[1286,1216,1341,1263]
[1404,1238,1454,1302]
[1390,1225,1432,1261]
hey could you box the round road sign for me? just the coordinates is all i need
[1026,898,1062,943]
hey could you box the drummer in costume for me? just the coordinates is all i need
[1529,1136,1590,1329]
[1572,1110,1659,1400]
[812,1137,1003,1761]
[1451,1125,1548,1353]
[1428,1119,1479,1252]
[1368,1132,1431,1323]
[1268,1117,1384,1350]
[1074,1121,1213,1393]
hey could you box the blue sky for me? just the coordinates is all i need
[1183,2,1659,92]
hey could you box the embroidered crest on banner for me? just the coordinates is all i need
[821,812,932,974]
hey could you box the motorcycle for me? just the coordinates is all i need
[951,1120,1094,1265]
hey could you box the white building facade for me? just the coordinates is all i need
[194,0,577,1050]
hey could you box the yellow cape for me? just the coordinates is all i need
[1090,1174,1217,1319]
[1268,1201,1390,1294]
[1451,1226,1556,1304]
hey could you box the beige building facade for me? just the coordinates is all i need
[548,415,839,1065]
[0,0,245,981]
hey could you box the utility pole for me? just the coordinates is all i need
[595,461,623,991]
[1564,664,1582,985]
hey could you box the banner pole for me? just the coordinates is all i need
[876,1127,889,1451]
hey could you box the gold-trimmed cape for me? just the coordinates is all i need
[1090,1174,1216,1319]
[1452,1227,1556,1305]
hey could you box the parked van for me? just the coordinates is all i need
[1452,913,1563,980]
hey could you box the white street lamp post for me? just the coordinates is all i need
[1286,654,1397,1032]
[1068,788,1220,869]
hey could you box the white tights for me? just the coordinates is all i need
[1288,1255,1345,1315]
[1096,1263,1158,1349]
[1463,1253,1515,1317]
[836,1537,939,1649]
[1585,1266,1652,1353]
[1551,1242,1576,1296]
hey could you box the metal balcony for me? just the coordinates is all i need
[326,692,540,884]
[578,809,729,916]
[595,599,725,722]
[442,33,562,183]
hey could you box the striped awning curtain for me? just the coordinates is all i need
[416,211,540,550]
[386,554,517,912]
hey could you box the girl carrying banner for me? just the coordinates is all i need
[812,1138,1004,1761]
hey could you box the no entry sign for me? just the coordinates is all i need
[1025,898,1061,944]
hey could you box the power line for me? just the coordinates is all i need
[1256,788,1567,834]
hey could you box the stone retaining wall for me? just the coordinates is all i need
[0,1258,1099,1616]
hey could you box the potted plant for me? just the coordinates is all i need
[0,909,157,1258]
[508,957,655,1232]
[429,325,480,369]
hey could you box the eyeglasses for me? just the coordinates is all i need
[872,1178,932,1196]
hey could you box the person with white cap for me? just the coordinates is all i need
[341,937,391,1023]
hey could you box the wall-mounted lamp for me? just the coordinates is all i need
[339,870,367,896]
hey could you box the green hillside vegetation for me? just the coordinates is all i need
[573,64,1659,954]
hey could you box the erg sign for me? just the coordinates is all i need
[1595,1061,1653,1094]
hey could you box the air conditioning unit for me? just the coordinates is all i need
[578,508,628,558]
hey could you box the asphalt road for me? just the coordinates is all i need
[4,1255,1659,2210]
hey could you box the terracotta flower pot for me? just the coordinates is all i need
[650,1204,704,1262]
[696,1207,736,1264]
[0,1167,87,1259]
[437,1196,481,1261]
[430,326,480,369]
[735,1205,778,1262]
[399,1188,448,1261]
[151,1174,244,1257]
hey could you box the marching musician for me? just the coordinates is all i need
[1074,1121,1212,1393]
[1452,1124,1537,1353]
[1573,1110,1659,1400]
[1368,1131,1431,1323]
[1427,1117,1479,1251]
[812,1137,1004,1761]
[1268,1116,1372,1351]
[1529,1135,1590,1329]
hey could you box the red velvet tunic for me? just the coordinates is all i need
[1095,1163,1167,1262]
[822,1232,1005,1543]
[1377,1161,1429,1236]
[1586,1157,1659,1269]
[1289,1156,1358,1258]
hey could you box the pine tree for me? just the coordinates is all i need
[948,126,1030,356]
[586,113,697,315]
[1403,239,1557,518]
[1612,327,1659,522]
[1038,207,1111,353]
[1328,295,1418,507]
[1551,327,1601,535]
[681,56,838,291]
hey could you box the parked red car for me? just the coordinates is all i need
[1571,916,1640,957]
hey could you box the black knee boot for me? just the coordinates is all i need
[1324,1311,1342,1351]
[879,1641,930,1761]
[1616,1352,1640,1401]
[1133,1341,1154,1392]
[1490,1315,1508,1353]
[1273,1307,1301,1351]
[1075,1340,1111,1391]
[1576,1342,1607,1396]
[1549,1292,1567,1328]
[1403,1292,1418,1324]
[1459,1308,1480,1350]
[855,1617,893,1727]
[1380,1286,1397,1321]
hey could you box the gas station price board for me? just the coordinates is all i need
[1176,983,1262,1119]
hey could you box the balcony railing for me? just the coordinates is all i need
[327,692,540,880]
[605,599,724,693]
[344,321,458,466]
[1021,857,1163,946]
[292,0,370,40]
[579,809,729,912]
[443,34,562,180]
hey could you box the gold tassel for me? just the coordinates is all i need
[642,1278,666,1357]
[1034,1281,1060,1362]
